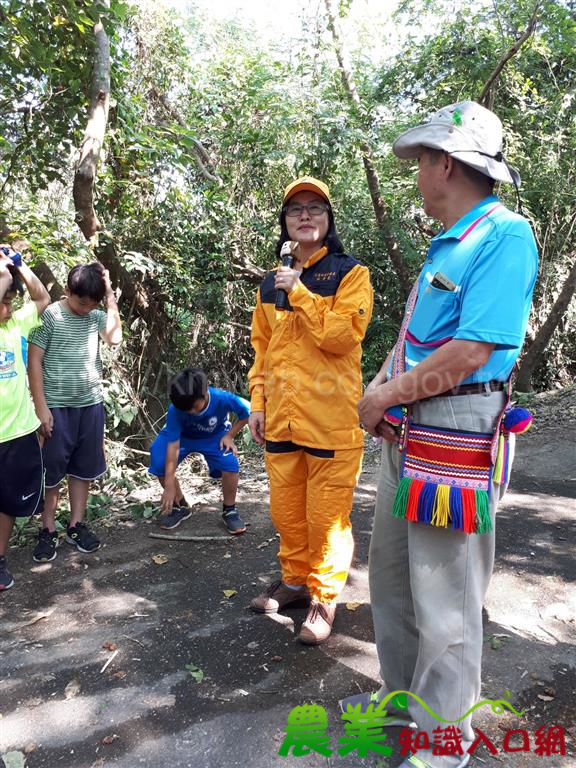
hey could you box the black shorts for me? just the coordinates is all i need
[43,403,107,488]
[0,431,44,518]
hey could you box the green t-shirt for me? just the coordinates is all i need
[28,301,107,408]
[0,302,41,443]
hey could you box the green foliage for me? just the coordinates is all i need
[130,501,156,520]
[86,491,113,521]
[0,0,127,191]
[185,662,204,683]
[376,0,576,386]
[1,0,575,471]
[103,375,139,432]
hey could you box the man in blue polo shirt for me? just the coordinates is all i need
[341,102,538,768]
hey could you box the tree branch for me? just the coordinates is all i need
[479,4,540,106]
[149,86,220,184]
[324,0,412,297]
[515,252,576,390]
[229,258,266,284]
[414,214,439,239]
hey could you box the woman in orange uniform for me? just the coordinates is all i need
[248,177,373,644]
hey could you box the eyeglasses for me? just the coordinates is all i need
[284,202,329,218]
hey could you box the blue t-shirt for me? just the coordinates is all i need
[163,387,250,443]
[393,196,538,383]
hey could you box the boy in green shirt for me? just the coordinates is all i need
[0,245,50,590]
[28,262,122,562]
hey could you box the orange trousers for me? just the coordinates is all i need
[265,445,363,603]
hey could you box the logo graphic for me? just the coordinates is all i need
[21,492,35,501]
[279,692,566,759]
[0,348,16,379]
[373,689,523,724]
[278,703,332,757]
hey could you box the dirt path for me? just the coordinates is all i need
[1,404,574,768]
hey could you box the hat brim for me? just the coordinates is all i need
[283,182,331,204]
[392,125,521,186]
[450,151,521,187]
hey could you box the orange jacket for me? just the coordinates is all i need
[248,247,373,450]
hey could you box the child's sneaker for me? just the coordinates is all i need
[66,522,100,553]
[33,528,59,562]
[158,506,192,530]
[0,556,14,590]
[222,507,246,535]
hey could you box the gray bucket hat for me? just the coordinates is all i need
[392,100,520,186]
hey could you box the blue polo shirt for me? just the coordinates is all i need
[396,196,538,384]
[164,387,250,442]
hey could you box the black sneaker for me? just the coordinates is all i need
[158,507,192,530]
[0,556,14,591]
[222,507,246,535]
[33,528,59,562]
[66,522,101,553]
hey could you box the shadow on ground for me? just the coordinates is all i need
[1,435,575,767]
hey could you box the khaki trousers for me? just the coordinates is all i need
[369,391,510,768]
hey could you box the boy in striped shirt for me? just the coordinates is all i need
[28,262,122,562]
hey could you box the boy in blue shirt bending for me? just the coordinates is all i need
[149,367,250,534]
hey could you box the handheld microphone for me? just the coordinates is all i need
[275,241,299,311]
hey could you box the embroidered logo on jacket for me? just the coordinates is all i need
[314,271,337,282]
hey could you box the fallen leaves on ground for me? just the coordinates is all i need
[7,609,55,633]
[256,536,277,550]
[185,663,204,683]
[345,601,361,611]
[64,678,81,699]
[484,632,511,651]
[152,554,169,565]
[102,642,118,651]
[101,734,119,745]
[223,589,237,598]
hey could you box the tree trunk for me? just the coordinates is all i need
[70,3,173,398]
[31,262,64,302]
[324,0,412,297]
[71,5,170,336]
[516,254,576,390]
[72,6,111,240]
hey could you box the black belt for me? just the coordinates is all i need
[443,380,506,397]
[265,440,335,459]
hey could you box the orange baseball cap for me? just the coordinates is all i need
[283,176,331,205]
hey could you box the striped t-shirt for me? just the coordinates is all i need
[28,301,107,407]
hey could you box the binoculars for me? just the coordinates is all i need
[1,247,24,294]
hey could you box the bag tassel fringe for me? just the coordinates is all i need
[392,477,492,534]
